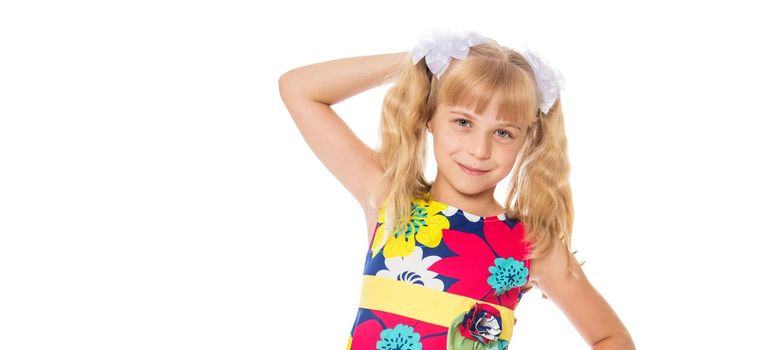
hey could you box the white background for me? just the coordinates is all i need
[1,0,769,349]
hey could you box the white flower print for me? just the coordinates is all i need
[375,246,445,291]
[441,206,507,222]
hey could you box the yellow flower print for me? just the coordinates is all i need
[370,197,450,259]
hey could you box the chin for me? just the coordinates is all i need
[450,176,498,193]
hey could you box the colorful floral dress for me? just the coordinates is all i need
[346,194,534,350]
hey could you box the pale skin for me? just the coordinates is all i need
[278,51,635,349]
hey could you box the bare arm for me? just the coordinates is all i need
[530,241,635,350]
[279,51,407,105]
[278,51,407,212]
[591,334,636,350]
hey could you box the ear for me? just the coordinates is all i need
[426,119,433,134]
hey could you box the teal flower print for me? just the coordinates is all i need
[428,220,532,308]
[487,257,528,296]
[377,324,423,350]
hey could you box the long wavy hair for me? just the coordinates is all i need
[367,39,585,294]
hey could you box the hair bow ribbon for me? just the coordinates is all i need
[411,29,491,80]
[411,29,566,115]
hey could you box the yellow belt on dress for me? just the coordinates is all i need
[358,275,516,341]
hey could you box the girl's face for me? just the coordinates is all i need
[427,98,529,196]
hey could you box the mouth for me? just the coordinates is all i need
[457,162,489,175]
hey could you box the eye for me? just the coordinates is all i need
[495,130,514,138]
[454,119,471,128]
[453,118,513,139]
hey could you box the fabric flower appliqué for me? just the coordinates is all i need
[447,303,510,350]
[376,246,445,291]
[371,198,450,259]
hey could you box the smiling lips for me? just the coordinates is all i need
[457,162,489,175]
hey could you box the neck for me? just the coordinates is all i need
[428,183,504,217]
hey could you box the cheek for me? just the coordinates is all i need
[433,139,461,170]
[496,155,518,173]
[492,144,520,166]
[433,133,461,154]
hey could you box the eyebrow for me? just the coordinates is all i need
[449,110,521,130]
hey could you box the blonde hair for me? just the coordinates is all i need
[367,40,584,292]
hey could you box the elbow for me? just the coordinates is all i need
[620,336,635,350]
[591,333,635,350]
[278,70,292,83]
[278,72,294,99]
[614,333,635,350]
[625,334,636,350]
[278,71,291,91]
[278,70,303,99]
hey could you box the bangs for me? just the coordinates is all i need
[436,57,540,126]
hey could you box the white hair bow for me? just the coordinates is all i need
[411,29,566,116]
[516,45,567,116]
[410,29,491,80]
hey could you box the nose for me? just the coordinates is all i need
[467,134,492,160]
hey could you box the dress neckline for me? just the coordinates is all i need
[421,192,511,222]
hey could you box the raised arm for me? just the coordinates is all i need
[278,51,407,210]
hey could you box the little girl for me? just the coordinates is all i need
[279,30,634,350]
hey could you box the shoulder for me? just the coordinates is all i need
[528,238,582,287]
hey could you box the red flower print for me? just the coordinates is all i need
[428,220,532,309]
[350,309,448,350]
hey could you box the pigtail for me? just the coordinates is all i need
[366,53,435,255]
[504,98,585,283]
